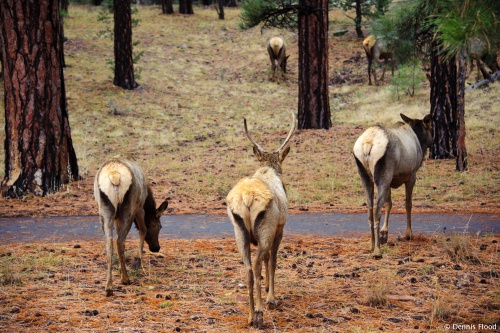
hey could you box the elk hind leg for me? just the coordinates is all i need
[230,213,255,326]
[373,184,390,258]
[266,226,284,309]
[380,188,392,245]
[116,215,134,285]
[102,214,115,297]
[253,247,268,328]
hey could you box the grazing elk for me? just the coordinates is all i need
[226,113,295,328]
[267,36,289,82]
[363,35,395,85]
[94,156,168,296]
[467,37,499,82]
[353,114,432,258]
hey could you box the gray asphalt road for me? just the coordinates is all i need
[0,213,498,244]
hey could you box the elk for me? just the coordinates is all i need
[267,36,289,82]
[363,35,395,86]
[467,37,499,82]
[226,113,295,328]
[94,156,168,296]
[353,114,432,258]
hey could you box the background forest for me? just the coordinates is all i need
[1,5,498,217]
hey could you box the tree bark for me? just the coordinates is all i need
[297,0,331,129]
[429,40,457,160]
[161,0,174,14]
[113,0,137,89]
[354,0,363,38]
[217,0,224,20]
[456,47,467,171]
[59,1,66,68]
[179,0,194,14]
[60,0,69,12]
[0,0,79,197]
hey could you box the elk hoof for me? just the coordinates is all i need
[131,257,141,270]
[105,289,113,297]
[253,311,264,329]
[380,232,388,245]
[267,300,278,310]
[372,252,383,260]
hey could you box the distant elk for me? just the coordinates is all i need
[94,156,168,296]
[362,35,395,85]
[467,37,499,81]
[353,114,432,258]
[226,113,295,328]
[267,36,289,83]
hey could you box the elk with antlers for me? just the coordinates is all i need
[226,113,295,328]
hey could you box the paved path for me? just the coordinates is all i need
[0,213,498,244]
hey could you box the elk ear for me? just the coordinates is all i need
[156,200,169,218]
[400,113,413,125]
[423,114,432,128]
[279,146,291,162]
[253,146,265,161]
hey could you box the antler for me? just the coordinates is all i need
[244,118,265,153]
[276,112,296,153]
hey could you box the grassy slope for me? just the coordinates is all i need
[0,5,498,217]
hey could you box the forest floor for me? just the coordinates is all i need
[0,5,499,333]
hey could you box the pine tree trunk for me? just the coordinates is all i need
[0,0,79,197]
[429,40,457,159]
[354,0,363,38]
[218,0,224,20]
[179,0,194,14]
[179,0,186,13]
[161,0,174,14]
[456,47,468,171]
[297,0,331,129]
[61,0,69,12]
[113,0,137,90]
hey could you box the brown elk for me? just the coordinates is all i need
[353,114,432,258]
[226,113,295,328]
[94,156,168,296]
[267,36,289,82]
[363,35,395,85]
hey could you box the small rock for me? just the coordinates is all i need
[85,310,99,316]
[453,264,462,270]
[410,277,417,283]
[73,244,81,249]
[156,294,163,299]
[305,313,314,318]
[190,315,200,320]
[10,307,20,314]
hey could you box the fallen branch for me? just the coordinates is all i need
[466,70,500,91]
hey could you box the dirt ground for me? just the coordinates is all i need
[1,235,499,333]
